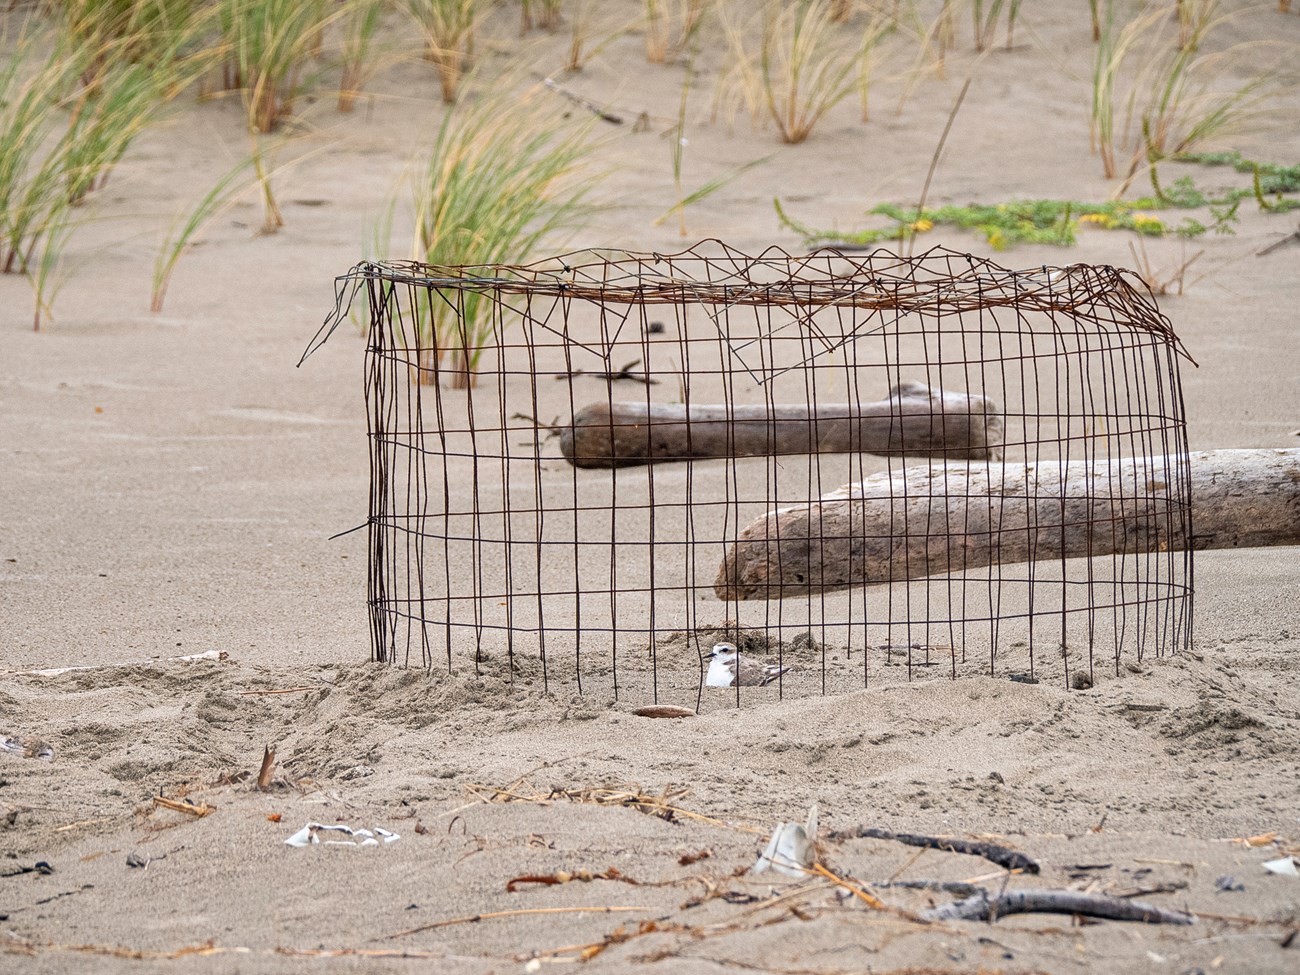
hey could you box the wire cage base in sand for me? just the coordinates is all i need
[306,242,1195,706]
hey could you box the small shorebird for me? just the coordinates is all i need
[706,642,790,688]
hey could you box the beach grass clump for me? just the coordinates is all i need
[61,34,213,205]
[151,156,257,312]
[47,1,215,202]
[403,84,598,386]
[895,0,957,93]
[1092,1,1285,180]
[0,39,72,269]
[644,0,708,64]
[0,40,79,328]
[218,0,336,132]
[718,0,888,143]
[51,0,202,86]
[338,0,386,112]
[656,60,770,236]
[0,17,208,326]
[408,0,488,103]
[972,0,1022,51]
[520,0,564,33]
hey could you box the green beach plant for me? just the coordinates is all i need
[1128,237,1205,296]
[1093,1,1285,181]
[1,19,205,326]
[890,0,954,111]
[151,156,256,312]
[152,134,332,310]
[520,0,564,33]
[564,0,593,72]
[719,0,886,143]
[1175,0,1217,51]
[61,41,207,204]
[28,201,78,331]
[408,0,486,103]
[49,2,215,203]
[0,43,74,329]
[1163,151,1300,213]
[51,0,202,87]
[401,83,598,386]
[218,0,336,132]
[776,197,1173,250]
[338,0,386,112]
[250,134,283,234]
[972,0,1021,51]
[772,147,1300,252]
[644,0,707,64]
[1138,36,1277,166]
[656,60,770,235]
[0,38,73,277]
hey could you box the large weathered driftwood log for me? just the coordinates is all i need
[715,448,1300,601]
[559,381,1003,468]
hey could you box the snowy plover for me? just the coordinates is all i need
[705,642,790,688]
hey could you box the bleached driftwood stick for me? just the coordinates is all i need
[559,382,1003,468]
[715,448,1300,601]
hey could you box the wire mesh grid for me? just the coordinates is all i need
[305,241,1194,706]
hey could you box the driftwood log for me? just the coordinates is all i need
[558,381,1003,468]
[716,448,1300,601]
[921,889,1195,925]
[828,826,1040,874]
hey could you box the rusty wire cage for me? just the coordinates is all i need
[305,241,1194,706]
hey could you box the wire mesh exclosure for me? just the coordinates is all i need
[303,241,1195,707]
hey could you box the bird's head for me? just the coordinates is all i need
[709,641,738,661]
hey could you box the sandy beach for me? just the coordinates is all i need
[2,2,1299,972]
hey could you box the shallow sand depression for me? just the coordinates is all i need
[2,3,1299,973]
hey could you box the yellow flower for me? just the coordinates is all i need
[911,218,934,233]
[987,229,1007,250]
[1078,213,1107,225]
[1132,213,1163,229]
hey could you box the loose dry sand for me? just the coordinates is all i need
[2,3,1299,973]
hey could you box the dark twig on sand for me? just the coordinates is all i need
[874,879,988,899]
[381,906,647,941]
[921,889,1195,925]
[1257,223,1300,256]
[538,76,623,125]
[828,826,1040,875]
[560,358,658,385]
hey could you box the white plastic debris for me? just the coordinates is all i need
[1,735,53,760]
[284,822,400,848]
[26,650,227,678]
[753,804,818,878]
[1262,856,1299,878]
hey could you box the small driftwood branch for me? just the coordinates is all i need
[717,447,1300,600]
[256,745,276,790]
[382,905,647,940]
[560,382,1003,468]
[921,889,1195,925]
[538,76,623,125]
[151,796,213,818]
[631,705,695,719]
[829,826,1039,874]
